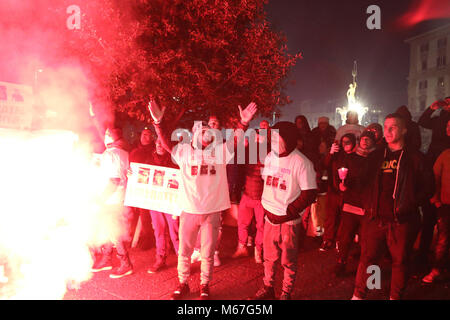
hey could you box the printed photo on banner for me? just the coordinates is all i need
[137,167,150,184]
[124,163,182,216]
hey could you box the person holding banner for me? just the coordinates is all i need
[148,98,257,300]
[127,127,156,250]
[147,138,180,273]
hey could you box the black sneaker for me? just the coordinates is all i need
[200,284,210,300]
[109,263,133,279]
[319,240,334,252]
[171,282,190,300]
[279,291,291,300]
[91,256,113,272]
[253,285,275,300]
[147,255,166,273]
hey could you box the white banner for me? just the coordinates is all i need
[124,163,182,215]
[0,81,33,129]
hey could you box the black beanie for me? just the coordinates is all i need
[360,130,376,143]
[271,121,299,156]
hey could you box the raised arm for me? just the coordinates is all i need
[147,99,173,153]
[225,102,258,157]
[418,101,441,129]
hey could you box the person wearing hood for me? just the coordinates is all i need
[422,119,450,284]
[252,121,317,300]
[91,127,134,279]
[333,130,376,277]
[295,115,317,162]
[148,98,257,300]
[417,97,450,266]
[395,105,421,151]
[320,133,357,251]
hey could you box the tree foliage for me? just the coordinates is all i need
[65,0,301,127]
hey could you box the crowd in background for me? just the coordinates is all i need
[91,96,450,300]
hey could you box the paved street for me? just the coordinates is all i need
[63,225,449,300]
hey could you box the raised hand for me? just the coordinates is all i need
[148,99,166,124]
[430,100,445,110]
[89,101,95,117]
[238,102,257,125]
[330,143,340,154]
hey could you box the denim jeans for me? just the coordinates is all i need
[433,205,450,270]
[150,210,179,257]
[237,194,265,250]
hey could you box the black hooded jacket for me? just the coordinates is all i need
[396,105,422,151]
[361,145,434,223]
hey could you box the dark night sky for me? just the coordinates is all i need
[265,0,450,117]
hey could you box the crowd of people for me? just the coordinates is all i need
[90,96,450,300]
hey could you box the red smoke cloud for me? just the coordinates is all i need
[396,0,450,28]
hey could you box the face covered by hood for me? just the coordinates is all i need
[104,128,129,151]
[271,121,299,157]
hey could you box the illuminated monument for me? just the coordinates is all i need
[336,61,368,125]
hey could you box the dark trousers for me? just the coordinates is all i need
[418,201,437,261]
[323,191,343,242]
[99,206,135,266]
[433,205,450,270]
[337,212,362,263]
[353,215,420,300]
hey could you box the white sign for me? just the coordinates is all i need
[124,163,182,215]
[0,81,34,129]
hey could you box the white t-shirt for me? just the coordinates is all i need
[172,142,232,214]
[101,147,129,204]
[261,149,317,223]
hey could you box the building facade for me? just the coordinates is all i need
[406,24,450,118]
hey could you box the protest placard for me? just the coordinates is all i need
[0,81,33,129]
[124,163,182,216]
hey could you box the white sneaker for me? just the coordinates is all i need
[247,236,254,247]
[254,247,263,264]
[316,226,324,237]
[214,251,221,267]
[191,249,201,263]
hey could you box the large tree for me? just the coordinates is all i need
[64,0,301,127]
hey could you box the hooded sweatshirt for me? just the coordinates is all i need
[261,122,318,224]
[396,105,421,151]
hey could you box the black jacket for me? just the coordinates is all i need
[418,108,450,164]
[362,146,434,223]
